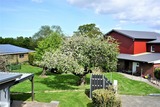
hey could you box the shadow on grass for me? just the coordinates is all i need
[34,69,62,76]
[85,76,90,85]
[34,70,42,76]
[11,92,32,101]
[40,74,79,90]
[87,103,93,107]
[85,89,94,107]
[85,89,90,98]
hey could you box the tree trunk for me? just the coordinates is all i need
[74,67,91,85]
[41,67,47,76]
[79,75,86,86]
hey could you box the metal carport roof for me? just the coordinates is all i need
[0,73,22,85]
[0,72,34,101]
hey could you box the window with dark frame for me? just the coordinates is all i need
[19,54,24,58]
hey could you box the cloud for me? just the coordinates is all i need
[67,0,160,29]
[31,0,43,3]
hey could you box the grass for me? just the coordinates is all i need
[105,73,160,95]
[10,64,160,107]
[35,91,92,107]
[11,64,92,107]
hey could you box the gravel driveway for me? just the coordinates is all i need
[121,95,160,107]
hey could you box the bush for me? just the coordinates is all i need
[92,89,121,107]
[154,68,160,80]
[7,63,21,70]
[28,52,35,65]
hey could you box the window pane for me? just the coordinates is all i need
[19,54,24,58]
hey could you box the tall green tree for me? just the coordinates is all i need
[74,23,103,38]
[52,25,64,36]
[32,25,64,48]
[16,36,25,47]
[32,25,53,41]
[23,37,35,49]
[32,25,64,41]
[34,32,63,61]
[3,37,16,44]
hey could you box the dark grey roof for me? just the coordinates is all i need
[0,72,22,84]
[118,52,160,64]
[148,36,160,43]
[107,29,159,40]
[0,44,34,55]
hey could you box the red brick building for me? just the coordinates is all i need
[105,29,160,77]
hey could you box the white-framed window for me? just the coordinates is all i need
[151,45,155,52]
[19,54,24,58]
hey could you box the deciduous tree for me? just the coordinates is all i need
[74,23,103,38]
[32,25,64,41]
[38,36,119,85]
[32,25,53,41]
[34,32,63,61]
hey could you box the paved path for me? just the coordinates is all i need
[11,100,59,107]
[121,95,160,107]
[119,73,160,89]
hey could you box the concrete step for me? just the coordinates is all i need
[11,100,59,107]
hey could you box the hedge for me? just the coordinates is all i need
[154,68,160,80]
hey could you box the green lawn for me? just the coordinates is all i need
[10,64,160,107]
[105,73,160,95]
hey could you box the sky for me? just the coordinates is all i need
[0,0,160,38]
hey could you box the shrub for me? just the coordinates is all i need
[92,89,121,107]
[154,68,160,80]
[7,63,21,70]
[28,52,35,65]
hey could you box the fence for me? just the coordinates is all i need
[90,74,112,98]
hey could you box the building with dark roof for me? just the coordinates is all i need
[105,29,160,77]
[0,44,34,64]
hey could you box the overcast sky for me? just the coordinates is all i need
[1,0,160,37]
